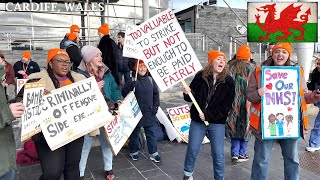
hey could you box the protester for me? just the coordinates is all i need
[0,65,24,180]
[0,52,16,101]
[116,32,131,86]
[247,43,320,180]
[267,42,276,57]
[226,45,254,163]
[77,45,121,180]
[13,51,40,79]
[27,48,85,180]
[121,60,161,163]
[182,50,235,180]
[305,57,320,152]
[97,23,120,85]
[60,24,82,49]
[64,33,82,70]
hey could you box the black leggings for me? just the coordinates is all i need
[34,137,84,180]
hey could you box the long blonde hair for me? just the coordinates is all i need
[202,61,228,81]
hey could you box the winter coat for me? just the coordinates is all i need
[184,71,235,124]
[25,70,86,143]
[116,44,130,72]
[97,35,120,85]
[122,75,160,127]
[60,36,83,50]
[307,67,320,91]
[0,67,16,176]
[65,41,82,70]
[1,61,15,85]
[13,60,40,79]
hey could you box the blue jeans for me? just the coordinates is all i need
[309,111,320,148]
[79,128,113,177]
[118,71,131,85]
[231,138,248,156]
[184,121,225,180]
[129,125,158,156]
[0,170,14,180]
[251,138,299,180]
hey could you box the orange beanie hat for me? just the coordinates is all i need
[47,48,69,64]
[66,33,78,41]
[236,44,251,60]
[70,25,80,33]
[208,50,226,63]
[134,60,146,70]
[22,51,31,60]
[272,43,292,56]
[98,23,110,35]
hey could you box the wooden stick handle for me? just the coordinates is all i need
[181,80,209,126]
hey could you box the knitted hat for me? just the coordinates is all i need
[98,23,110,35]
[66,33,78,41]
[134,60,146,70]
[272,43,292,57]
[22,51,31,60]
[47,48,69,64]
[236,44,251,60]
[70,25,80,33]
[81,45,102,63]
[208,50,226,63]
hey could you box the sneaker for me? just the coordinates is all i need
[105,170,114,180]
[237,154,249,162]
[231,155,238,162]
[183,175,193,180]
[130,154,139,161]
[150,155,161,163]
[305,146,320,152]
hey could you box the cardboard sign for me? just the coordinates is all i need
[167,105,209,143]
[261,66,300,139]
[123,24,143,59]
[40,77,113,151]
[126,9,202,92]
[156,107,181,142]
[103,91,142,155]
[20,82,45,142]
[16,79,28,94]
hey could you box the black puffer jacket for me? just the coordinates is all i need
[117,44,130,72]
[308,67,320,91]
[184,71,235,124]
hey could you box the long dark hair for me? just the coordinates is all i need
[202,62,228,81]
[47,65,75,89]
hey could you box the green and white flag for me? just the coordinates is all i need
[247,2,318,42]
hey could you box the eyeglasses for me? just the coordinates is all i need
[53,59,72,65]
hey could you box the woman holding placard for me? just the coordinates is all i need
[182,50,235,180]
[77,45,121,180]
[247,43,320,180]
[27,48,86,180]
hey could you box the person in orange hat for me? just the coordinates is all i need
[247,42,320,180]
[97,23,120,86]
[13,51,40,79]
[60,24,82,50]
[226,44,254,164]
[64,33,82,70]
[18,48,86,180]
[181,50,235,180]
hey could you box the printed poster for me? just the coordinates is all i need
[261,66,300,139]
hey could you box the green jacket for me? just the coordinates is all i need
[0,67,16,176]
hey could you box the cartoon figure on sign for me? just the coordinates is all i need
[285,115,293,136]
[276,113,285,136]
[255,3,311,41]
[268,113,277,136]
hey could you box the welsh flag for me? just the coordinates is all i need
[247,2,318,42]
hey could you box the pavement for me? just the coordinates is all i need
[12,104,320,180]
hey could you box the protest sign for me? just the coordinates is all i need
[16,79,28,94]
[126,9,202,92]
[103,91,142,155]
[167,105,209,143]
[40,77,113,151]
[261,66,300,139]
[20,82,45,142]
[123,24,143,59]
[156,107,181,142]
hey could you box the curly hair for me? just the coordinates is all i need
[202,61,228,81]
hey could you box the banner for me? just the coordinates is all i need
[126,9,202,92]
[16,79,28,94]
[247,2,318,42]
[261,66,300,139]
[40,77,113,151]
[167,105,209,143]
[103,91,142,155]
[156,107,181,142]
[123,24,143,59]
[20,82,45,142]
